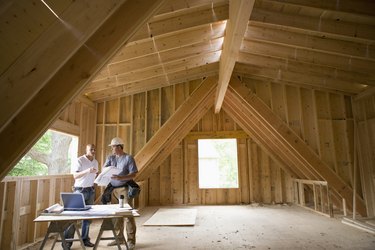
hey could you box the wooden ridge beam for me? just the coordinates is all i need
[214,0,254,113]
[0,0,167,181]
[134,76,218,182]
[224,77,367,216]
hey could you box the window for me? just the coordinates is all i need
[9,130,78,176]
[198,138,239,188]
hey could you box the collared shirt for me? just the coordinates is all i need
[72,155,98,188]
[103,153,138,187]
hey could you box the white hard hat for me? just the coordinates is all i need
[108,137,124,146]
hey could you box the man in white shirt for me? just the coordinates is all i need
[64,144,98,248]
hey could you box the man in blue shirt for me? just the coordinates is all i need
[103,137,138,250]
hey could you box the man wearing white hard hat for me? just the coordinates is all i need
[102,137,138,249]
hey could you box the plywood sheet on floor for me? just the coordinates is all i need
[143,208,197,226]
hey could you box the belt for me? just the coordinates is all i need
[74,186,94,191]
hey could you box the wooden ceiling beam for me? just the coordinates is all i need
[0,0,124,132]
[245,22,375,60]
[87,63,219,102]
[85,50,221,95]
[253,0,375,40]
[130,1,228,42]
[223,77,367,216]
[237,51,372,86]
[241,39,375,75]
[263,0,375,16]
[0,0,167,181]
[134,76,218,182]
[214,0,254,113]
[234,62,366,94]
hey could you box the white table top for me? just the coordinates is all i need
[34,204,138,222]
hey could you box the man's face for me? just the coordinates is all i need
[86,145,96,157]
[112,145,122,155]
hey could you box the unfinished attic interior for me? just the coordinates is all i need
[0,0,375,249]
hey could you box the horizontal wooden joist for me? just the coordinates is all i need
[252,0,375,40]
[129,1,228,42]
[241,39,375,75]
[109,22,226,64]
[245,22,375,60]
[185,130,249,140]
[237,51,372,86]
[262,0,375,16]
[134,76,218,181]
[234,62,367,94]
[87,62,219,102]
[223,77,367,216]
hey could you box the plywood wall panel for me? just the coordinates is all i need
[300,88,319,153]
[238,139,250,204]
[285,85,302,137]
[132,93,146,154]
[171,145,184,204]
[119,96,132,123]
[146,89,160,141]
[105,99,119,124]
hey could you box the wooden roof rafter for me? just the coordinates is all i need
[0,0,167,181]
[222,77,367,216]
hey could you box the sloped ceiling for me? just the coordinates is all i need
[0,0,374,185]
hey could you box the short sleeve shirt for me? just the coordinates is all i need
[103,153,138,187]
[71,155,98,187]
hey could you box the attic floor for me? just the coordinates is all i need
[34,205,375,250]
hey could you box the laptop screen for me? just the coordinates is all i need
[61,192,88,210]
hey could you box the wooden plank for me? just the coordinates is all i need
[171,145,183,204]
[51,119,80,136]
[0,0,167,180]
[223,78,367,216]
[134,76,218,181]
[252,1,375,40]
[235,62,366,94]
[86,62,219,101]
[214,0,255,113]
[245,22,375,59]
[261,150,272,203]
[132,93,146,154]
[0,0,125,131]
[238,139,250,204]
[285,85,302,137]
[241,39,375,75]
[159,157,171,205]
[146,89,161,141]
[187,140,199,204]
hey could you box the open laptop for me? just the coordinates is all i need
[60,192,92,211]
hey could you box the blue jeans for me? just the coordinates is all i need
[64,187,95,242]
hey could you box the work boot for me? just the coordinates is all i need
[107,239,126,246]
[128,242,136,250]
[83,240,95,247]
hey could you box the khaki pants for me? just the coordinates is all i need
[113,187,136,244]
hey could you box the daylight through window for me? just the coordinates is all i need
[198,138,239,188]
